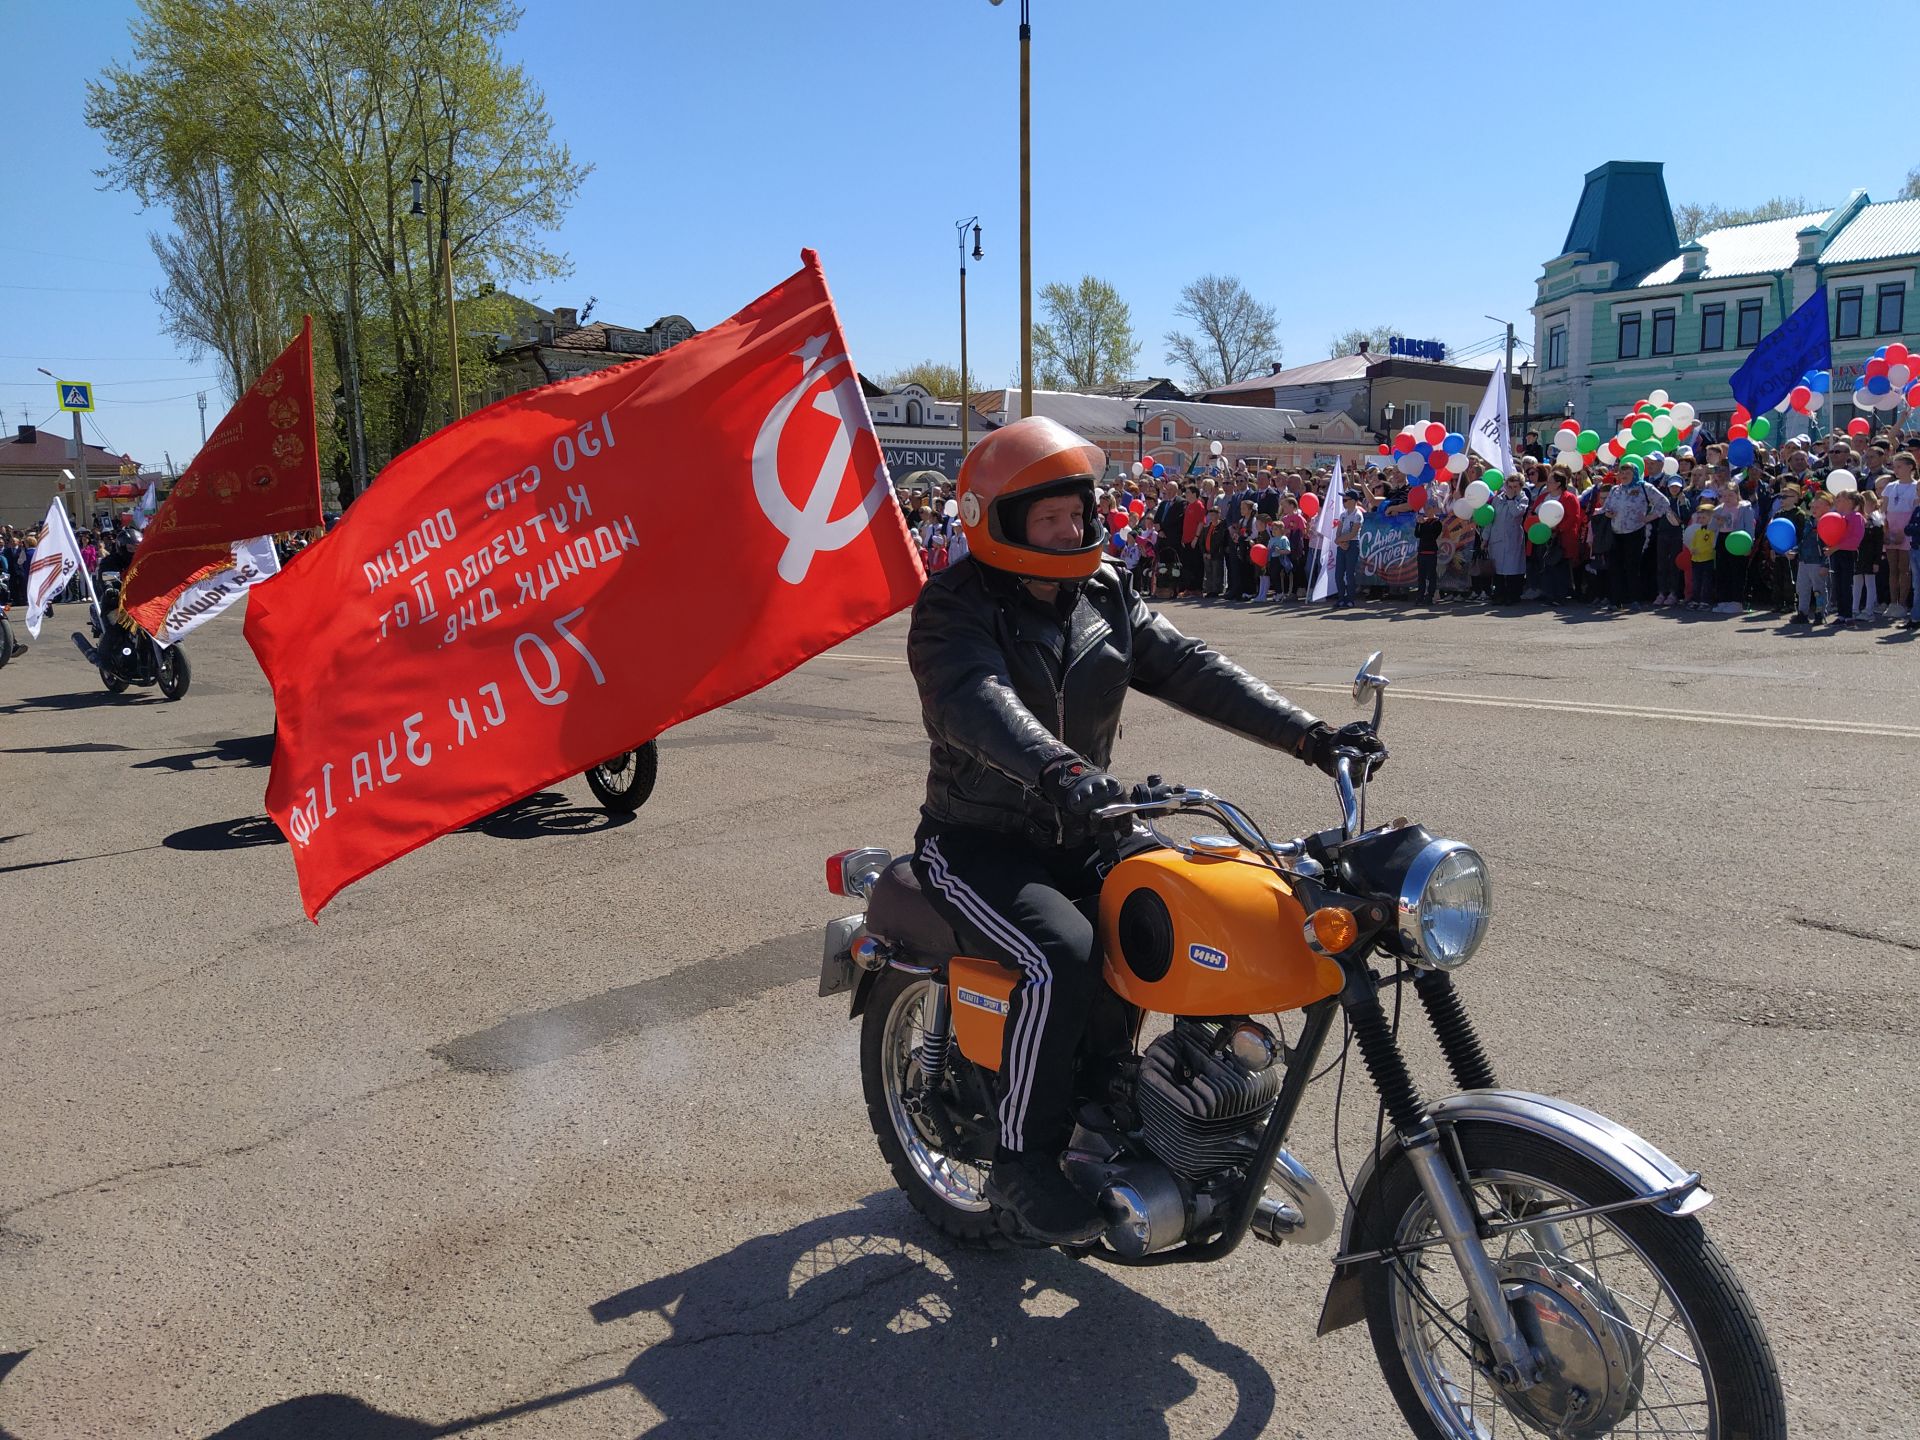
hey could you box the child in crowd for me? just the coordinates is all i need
[1855,491,1883,620]
[1796,492,1831,624]
[1684,500,1717,609]
[1415,502,1443,606]
[1829,490,1865,625]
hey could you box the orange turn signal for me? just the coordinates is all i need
[1306,906,1358,954]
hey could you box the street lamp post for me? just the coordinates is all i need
[956,217,983,455]
[1518,358,1536,446]
[411,171,464,422]
[1134,400,1148,465]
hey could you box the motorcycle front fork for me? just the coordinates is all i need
[1346,965,1544,1389]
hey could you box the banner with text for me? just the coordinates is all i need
[1358,510,1418,587]
[246,250,926,918]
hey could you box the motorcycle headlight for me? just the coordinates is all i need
[1395,841,1490,970]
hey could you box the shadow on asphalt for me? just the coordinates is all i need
[163,815,288,852]
[196,1196,1279,1439]
[133,732,277,772]
[461,790,634,842]
[0,690,155,716]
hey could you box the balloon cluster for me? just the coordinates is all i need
[1725,403,1774,470]
[1548,419,1596,472]
[1783,368,1829,415]
[1379,421,1465,510]
[1851,342,1918,413]
[1129,460,1168,480]
[1594,389,1711,479]
[1449,477,1500,526]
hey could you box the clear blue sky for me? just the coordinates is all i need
[2,0,1906,472]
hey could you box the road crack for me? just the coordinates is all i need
[1789,915,1920,954]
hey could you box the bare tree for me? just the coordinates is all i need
[1902,167,1920,200]
[1328,324,1398,359]
[1164,274,1279,392]
[875,360,977,397]
[1671,195,1815,244]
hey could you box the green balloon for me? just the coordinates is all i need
[1528,522,1552,544]
[1474,504,1495,526]
[1749,415,1772,441]
[1576,429,1600,454]
[1623,454,1645,473]
[1482,470,1504,487]
[1631,418,1654,440]
[1725,529,1755,556]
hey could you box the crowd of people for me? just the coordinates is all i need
[897,424,1920,631]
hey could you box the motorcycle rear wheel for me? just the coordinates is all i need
[99,663,129,694]
[1357,1123,1784,1440]
[860,969,1004,1248]
[583,740,658,813]
[157,646,191,701]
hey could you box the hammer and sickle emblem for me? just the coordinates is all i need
[751,333,889,585]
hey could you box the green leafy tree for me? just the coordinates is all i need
[1901,167,1920,200]
[1033,275,1139,390]
[88,0,588,502]
[875,360,977,397]
[1165,274,1280,393]
[1328,324,1398,359]
[1671,196,1816,244]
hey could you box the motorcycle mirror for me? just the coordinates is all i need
[1352,650,1388,731]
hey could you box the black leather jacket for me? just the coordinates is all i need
[908,556,1324,845]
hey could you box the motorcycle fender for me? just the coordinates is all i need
[849,967,879,1021]
[1315,1089,1713,1336]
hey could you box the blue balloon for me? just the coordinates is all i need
[1766,516,1798,553]
[1809,370,1831,393]
[1873,345,1890,360]
[1442,433,1466,454]
[1728,437,1756,467]
[1868,374,1891,395]
[1415,441,1432,458]
[1151,463,1165,477]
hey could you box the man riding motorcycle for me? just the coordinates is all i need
[906,416,1386,1244]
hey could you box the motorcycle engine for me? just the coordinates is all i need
[1135,1019,1282,1181]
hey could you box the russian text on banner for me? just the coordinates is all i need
[23,499,94,638]
[122,318,322,636]
[246,250,926,919]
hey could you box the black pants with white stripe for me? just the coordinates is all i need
[913,822,1107,1158]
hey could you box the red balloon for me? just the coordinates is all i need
[1377,443,1391,455]
[1128,498,1146,516]
[1407,484,1428,509]
[1866,358,1889,380]
[1817,512,1847,546]
[1732,405,1752,424]
[1847,417,1872,437]
[1423,421,1446,445]
[1888,343,1911,367]
[1250,544,1269,567]
[1392,434,1417,454]
[1789,385,1812,412]
[1728,423,1748,440]
[1109,510,1129,532]
[1299,493,1321,519]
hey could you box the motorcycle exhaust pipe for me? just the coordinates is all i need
[70,632,99,664]
[1250,1148,1336,1247]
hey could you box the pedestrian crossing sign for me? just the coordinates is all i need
[57,381,94,413]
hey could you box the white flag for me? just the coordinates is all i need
[23,500,93,638]
[133,481,159,533]
[1309,457,1346,602]
[151,535,281,647]
[1469,361,1513,475]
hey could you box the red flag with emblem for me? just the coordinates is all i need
[122,318,323,634]
[246,250,924,918]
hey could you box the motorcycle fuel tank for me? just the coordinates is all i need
[1098,846,1343,1017]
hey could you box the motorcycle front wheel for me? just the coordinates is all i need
[0,614,12,668]
[1356,1122,1784,1440]
[583,739,658,813]
[859,969,1004,1248]
[99,662,129,694]
[156,645,191,701]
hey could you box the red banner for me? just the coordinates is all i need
[124,318,322,633]
[246,251,924,918]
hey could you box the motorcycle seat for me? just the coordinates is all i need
[867,855,965,963]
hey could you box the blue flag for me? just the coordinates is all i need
[1730,287,1830,418]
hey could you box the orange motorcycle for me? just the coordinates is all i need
[820,652,1783,1440]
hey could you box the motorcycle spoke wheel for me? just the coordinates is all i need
[1387,1170,1711,1438]
[881,980,988,1213]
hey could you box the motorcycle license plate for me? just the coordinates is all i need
[818,914,864,997]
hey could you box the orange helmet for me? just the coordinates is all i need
[956,416,1109,580]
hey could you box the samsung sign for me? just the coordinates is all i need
[1387,336,1447,361]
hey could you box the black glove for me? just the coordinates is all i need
[1039,756,1125,818]
[1304,721,1389,779]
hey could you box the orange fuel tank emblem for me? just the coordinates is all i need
[1099,847,1344,1016]
[947,956,1018,1071]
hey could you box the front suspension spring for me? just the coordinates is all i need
[1413,969,1498,1092]
[918,984,953,1087]
[1346,989,1426,1134]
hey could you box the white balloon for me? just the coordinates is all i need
[1854,390,1874,411]
[944,498,959,518]
[1446,451,1469,473]
[1648,388,1670,406]
[1538,498,1565,527]
[1464,480,1491,506]
[1398,452,1424,476]
[1210,439,1223,456]
[1652,415,1674,438]
[1451,497,1477,520]
[1806,391,1825,412]
[1670,402,1696,426]
[1131,461,1144,478]
[1892,365,1912,388]
[1663,456,1681,477]
[1826,469,1857,494]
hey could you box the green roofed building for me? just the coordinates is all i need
[1531,161,1920,442]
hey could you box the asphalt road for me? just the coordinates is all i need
[3,593,1917,1438]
